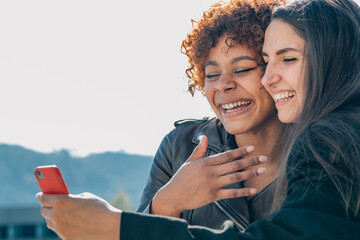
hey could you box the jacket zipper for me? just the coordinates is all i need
[214,201,247,232]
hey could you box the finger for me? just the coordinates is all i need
[40,206,54,219]
[215,188,258,200]
[217,168,266,187]
[216,155,267,176]
[36,192,67,208]
[45,218,55,231]
[207,146,255,165]
[78,192,95,198]
[185,135,208,163]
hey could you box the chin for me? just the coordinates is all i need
[278,112,298,124]
[223,124,249,135]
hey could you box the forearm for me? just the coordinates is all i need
[109,205,122,240]
[120,211,240,240]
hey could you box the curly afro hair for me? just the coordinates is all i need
[181,0,285,95]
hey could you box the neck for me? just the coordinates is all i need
[234,117,281,193]
[234,117,279,160]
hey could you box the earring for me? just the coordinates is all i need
[259,85,264,92]
[214,87,219,92]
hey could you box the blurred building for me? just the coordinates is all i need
[0,206,59,240]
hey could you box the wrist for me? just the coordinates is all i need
[107,205,122,240]
[151,191,182,217]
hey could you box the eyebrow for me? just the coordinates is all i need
[232,56,257,64]
[205,61,218,67]
[262,47,301,57]
[205,56,257,67]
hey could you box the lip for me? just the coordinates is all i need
[273,90,296,107]
[271,90,294,95]
[219,100,254,117]
[217,98,253,107]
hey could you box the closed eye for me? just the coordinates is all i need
[205,73,221,80]
[283,58,297,63]
[234,66,257,75]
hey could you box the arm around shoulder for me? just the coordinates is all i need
[120,120,360,240]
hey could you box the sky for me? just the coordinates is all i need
[1,0,359,157]
[0,0,220,157]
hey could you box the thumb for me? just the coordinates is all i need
[36,192,68,208]
[186,135,208,163]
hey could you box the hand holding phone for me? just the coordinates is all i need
[34,165,69,194]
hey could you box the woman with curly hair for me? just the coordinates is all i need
[135,0,286,230]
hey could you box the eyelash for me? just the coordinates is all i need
[205,73,221,80]
[262,58,297,68]
[283,58,297,63]
[234,66,257,74]
[205,67,257,80]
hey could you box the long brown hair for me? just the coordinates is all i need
[270,0,360,217]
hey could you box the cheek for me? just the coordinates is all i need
[241,76,267,99]
[239,73,263,90]
[253,89,276,115]
[296,73,306,106]
[260,94,276,112]
[252,71,264,88]
[284,68,303,91]
[204,85,215,106]
[286,69,306,107]
[263,86,273,99]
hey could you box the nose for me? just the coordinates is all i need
[261,63,280,88]
[215,72,236,92]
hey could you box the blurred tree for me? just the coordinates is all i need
[111,190,131,210]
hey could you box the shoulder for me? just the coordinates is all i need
[287,111,360,178]
[157,117,220,146]
[284,112,360,219]
[293,112,360,155]
[153,117,225,168]
[308,112,360,142]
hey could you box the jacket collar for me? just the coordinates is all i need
[191,117,237,153]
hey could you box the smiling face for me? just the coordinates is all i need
[261,19,306,123]
[204,35,277,135]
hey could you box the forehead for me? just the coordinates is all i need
[263,19,305,54]
[207,36,257,60]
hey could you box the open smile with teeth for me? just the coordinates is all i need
[222,100,252,113]
[274,91,296,103]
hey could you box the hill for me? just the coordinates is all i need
[0,144,153,210]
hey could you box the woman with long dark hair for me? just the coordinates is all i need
[36,0,360,239]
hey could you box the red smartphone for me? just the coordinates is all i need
[34,165,70,194]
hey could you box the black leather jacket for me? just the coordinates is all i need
[136,117,272,231]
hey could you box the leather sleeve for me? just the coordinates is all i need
[136,129,176,213]
[122,119,360,240]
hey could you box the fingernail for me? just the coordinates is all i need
[197,134,204,141]
[259,156,267,163]
[257,167,266,174]
[36,193,42,201]
[246,146,255,152]
[250,189,257,194]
